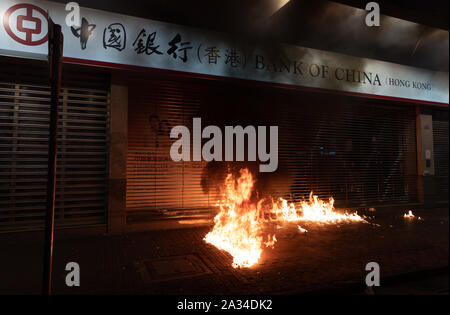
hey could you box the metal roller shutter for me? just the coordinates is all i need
[127,77,418,224]
[0,64,110,232]
[127,79,212,223]
[432,109,449,202]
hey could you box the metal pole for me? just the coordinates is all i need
[42,18,63,296]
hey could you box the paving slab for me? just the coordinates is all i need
[0,206,448,295]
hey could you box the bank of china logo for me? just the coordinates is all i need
[3,3,49,46]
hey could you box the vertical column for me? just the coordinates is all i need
[108,80,128,234]
[61,88,68,221]
[11,85,19,225]
[415,105,435,206]
[416,105,424,204]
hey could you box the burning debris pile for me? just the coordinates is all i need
[204,168,366,268]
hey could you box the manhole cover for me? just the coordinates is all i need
[135,254,213,283]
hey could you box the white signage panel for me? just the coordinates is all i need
[0,0,448,105]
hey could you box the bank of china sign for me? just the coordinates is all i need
[0,0,448,105]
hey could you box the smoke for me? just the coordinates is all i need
[196,80,295,202]
[200,160,293,203]
[267,0,448,71]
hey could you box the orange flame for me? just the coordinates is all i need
[404,210,421,220]
[204,168,366,268]
[204,169,264,268]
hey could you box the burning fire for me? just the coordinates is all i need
[203,169,267,268]
[404,210,421,220]
[204,168,366,268]
[270,192,364,224]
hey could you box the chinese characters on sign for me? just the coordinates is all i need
[225,49,240,67]
[103,23,126,51]
[70,17,96,50]
[99,22,245,67]
[100,23,242,66]
[133,29,162,55]
[167,33,192,62]
[204,47,220,64]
